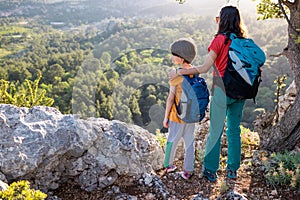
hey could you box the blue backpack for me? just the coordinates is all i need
[220,33,266,101]
[175,74,209,123]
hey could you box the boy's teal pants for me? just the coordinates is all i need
[203,86,245,173]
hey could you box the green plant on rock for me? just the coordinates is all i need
[0,73,54,107]
[0,180,47,200]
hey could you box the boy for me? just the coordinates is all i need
[163,38,197,180]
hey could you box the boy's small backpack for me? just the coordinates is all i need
[220,33,266,102]
[175,74,209,123]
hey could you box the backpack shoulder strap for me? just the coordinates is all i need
[183,73,197,81]
[229,33,237,40]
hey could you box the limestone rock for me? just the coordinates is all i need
[0,104,164,192]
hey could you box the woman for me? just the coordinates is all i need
[169,5,247,182]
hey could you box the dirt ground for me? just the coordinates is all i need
[53,128,300,200]
[53,158,299,200]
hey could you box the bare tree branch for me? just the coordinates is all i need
[270,51,288,57]
[278,0,299,34]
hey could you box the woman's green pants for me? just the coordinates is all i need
[203,86,246,173]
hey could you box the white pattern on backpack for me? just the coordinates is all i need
[229,50,252,85]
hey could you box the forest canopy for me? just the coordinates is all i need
[0,0,292,133]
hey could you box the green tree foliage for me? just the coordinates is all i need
[49,77,72,113]
[0,8,291,131]
[42,64,65,84]
[129,92,143,126]
[108,49,169,131]
[257,0,284,20]
[256,0,300,59]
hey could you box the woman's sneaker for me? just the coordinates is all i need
[227,169,237,179]
[181,171,193,180]
[202,166,218,182]
[165,165,177,173]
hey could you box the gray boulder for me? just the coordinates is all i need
[0,104,164,191]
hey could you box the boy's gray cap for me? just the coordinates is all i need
[170,38,197,64]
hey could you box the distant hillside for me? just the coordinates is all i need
[0,0,257,24]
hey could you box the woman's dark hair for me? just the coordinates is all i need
[217,5,246,44]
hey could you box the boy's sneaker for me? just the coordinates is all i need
[202,166,218,182]
[181,171,193,180]
[165,165,177,173]
[227,169,237,179]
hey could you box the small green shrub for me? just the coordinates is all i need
[240,125,259,147]
[263,151,300,190]
[0,73,54,107]
[240,125,259,160]
[0,180,47,200]
[155,129,167,149]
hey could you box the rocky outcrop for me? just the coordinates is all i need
[0,104,164,192]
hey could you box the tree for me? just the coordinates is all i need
[42,64,65,84]
[253,0,300,152]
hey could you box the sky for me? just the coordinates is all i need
[168,0,258,16]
